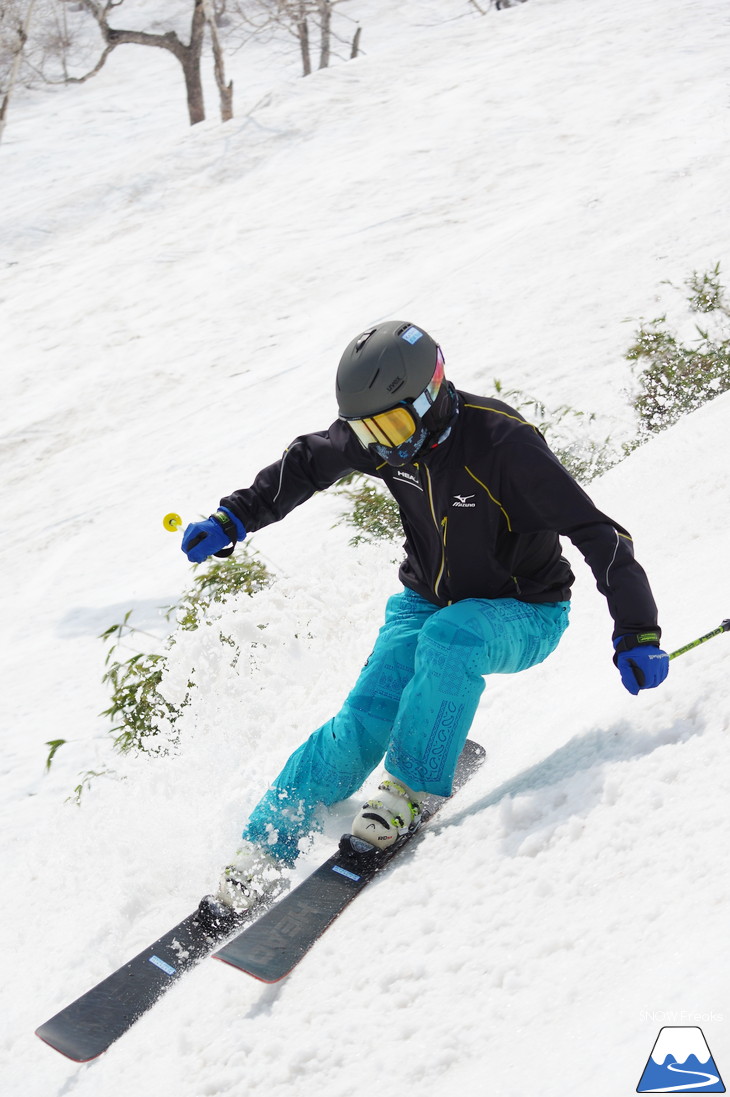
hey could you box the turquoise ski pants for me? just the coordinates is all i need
[243,588,570,863]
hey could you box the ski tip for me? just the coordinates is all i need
[35,1025,104,1063]
[211,949,292,984]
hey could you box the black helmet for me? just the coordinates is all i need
[336,321,440,418]
[336,320,455,467]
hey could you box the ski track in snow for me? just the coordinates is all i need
[2,0,730,1094]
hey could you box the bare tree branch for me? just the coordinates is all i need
[227,0,353,77]
[62,42,115,84]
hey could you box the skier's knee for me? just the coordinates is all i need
[419,602,492,650]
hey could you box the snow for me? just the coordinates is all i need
[2,0,730,1093]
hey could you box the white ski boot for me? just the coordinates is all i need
[215,840,286,912]
[351,773,424,850]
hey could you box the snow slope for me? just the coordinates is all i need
[2,0,730,1094]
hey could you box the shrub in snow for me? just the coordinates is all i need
[98,547,274,758]
[628,262,730,435]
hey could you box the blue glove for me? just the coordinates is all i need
[613,632,669,695]
[181,508,246,564]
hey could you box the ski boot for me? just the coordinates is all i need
[214,840,287,913]
[351,773,424,851]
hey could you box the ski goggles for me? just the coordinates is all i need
[344,351,445,449]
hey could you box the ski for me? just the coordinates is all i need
[36,740,485,1058]
[213,738,486,983]
[35,897,253,1061]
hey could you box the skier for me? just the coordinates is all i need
[181,320,669,909]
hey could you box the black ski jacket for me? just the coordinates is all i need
[220,391,659,640]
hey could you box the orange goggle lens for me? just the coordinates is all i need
[344,349,445,450]
[347,405,418,449]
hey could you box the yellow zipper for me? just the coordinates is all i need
[420,463,448,599]
[439,516,449,599]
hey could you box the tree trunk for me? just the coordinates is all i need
[182,0,206,124]
[0,0,40,147]
[317,0,331,70]
[204,0,233,121]
[350,25,362,60]
[180,55,205,124]
[79,0,207,125]
[297,2,311,76]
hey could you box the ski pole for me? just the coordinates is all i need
[669,619,730,661]
[162,512,183,532]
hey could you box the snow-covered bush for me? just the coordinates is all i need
[98,547,274,757]
[627,263,730,435]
